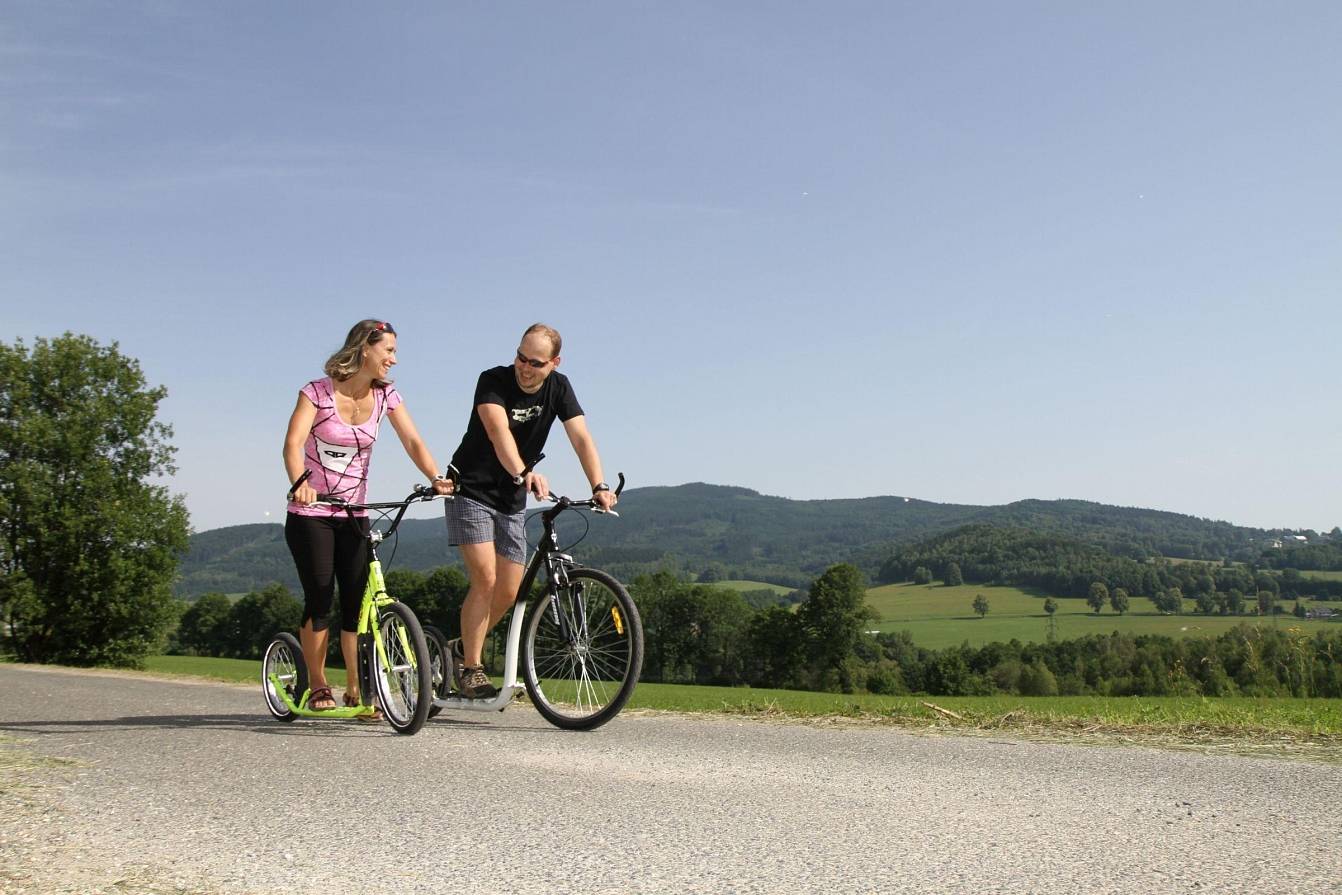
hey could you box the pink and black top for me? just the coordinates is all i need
[288,378,402,518]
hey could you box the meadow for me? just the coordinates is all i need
[865,581,1335,650]
[716,579,796,596]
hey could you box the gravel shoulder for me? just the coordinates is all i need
[3,664,1341,895]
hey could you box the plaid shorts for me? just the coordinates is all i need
[444,496,528,565]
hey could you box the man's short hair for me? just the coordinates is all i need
[523,323,562,358]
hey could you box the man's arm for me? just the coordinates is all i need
[563,415,615,509]
[479,403,549,497]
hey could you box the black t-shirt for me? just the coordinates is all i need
[449,366,584,513]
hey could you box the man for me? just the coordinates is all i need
[444,322,617,698]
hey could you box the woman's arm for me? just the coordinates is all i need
[283,393,318,504]
[387,404,453,493]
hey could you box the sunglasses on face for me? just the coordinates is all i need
[516,350,551,369]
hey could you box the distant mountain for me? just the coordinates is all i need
[174,482,1278,598]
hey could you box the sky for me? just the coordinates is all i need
[3,2,1339,534]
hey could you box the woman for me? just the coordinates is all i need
[283,319,452,715]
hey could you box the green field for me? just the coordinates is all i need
[1302,570,1342,581]
[716,580,796,595]
[866,581,1335,650]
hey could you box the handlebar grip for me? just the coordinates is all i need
[287,468,313,499]
[614,473,625,497]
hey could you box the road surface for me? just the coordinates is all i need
[1,664,1339,895]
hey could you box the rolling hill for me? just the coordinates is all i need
[174,483,1281,598]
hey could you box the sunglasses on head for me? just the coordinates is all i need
[516,350,551,368]
[369,321,395,338]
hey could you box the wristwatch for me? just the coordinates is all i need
[592,482,611,494]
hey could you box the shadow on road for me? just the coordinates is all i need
[0,713,571,738]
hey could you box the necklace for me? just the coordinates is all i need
[335,388,372,426]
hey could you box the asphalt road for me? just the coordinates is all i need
[1,664,1339,895]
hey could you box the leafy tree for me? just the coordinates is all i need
[1087,582,1109,614]
[945,562,963,587]
[1194,590,1218,615]
[1043,597,1058,616]
[796,564,874,692]
[0,334,190,666]
[696,562,728,584]
[1227,588,1245,616]
[1109,587,1129,616]
[972,594,989,618]
[912,566,933,585]
[1154,587,1183,614]
[1019,659,1059,696]
[175,593,232,655]
[743,605,805,689]
[1254,571,1279,596]
[1256,590,1277,617]
[222,584,302,659]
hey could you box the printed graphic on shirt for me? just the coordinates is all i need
[511,406,543,423]
[314,435,356,474]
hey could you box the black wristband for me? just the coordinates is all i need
[592,482,610,494]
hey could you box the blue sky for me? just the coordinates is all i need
[3,2,1339,533]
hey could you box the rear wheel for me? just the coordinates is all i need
[521,568,643,731]
[371,602,432,735]
[422,624,452,719]
[261,632,306,722]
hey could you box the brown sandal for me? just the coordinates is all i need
[343,691,384,722]
[308,686,337,711]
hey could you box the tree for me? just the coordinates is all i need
[912,566,933,585]
[1109,587,1130,616]
[222,584,302,659]
[1043,597,1058,616]
[1256,590,1277,617]
[175,593,232,655]
[972,594,989,618]
[796,564,875,692]
[0,334,190,666]
[1018,660,1059,696]
[1087,582,1109,614]
[1154,586,1183,614]
[945,562,963,587]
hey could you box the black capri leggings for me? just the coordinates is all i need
[284,513,371,633]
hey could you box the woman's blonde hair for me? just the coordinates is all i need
[324,319,396,384]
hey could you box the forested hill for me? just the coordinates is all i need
[175,482,1286,597]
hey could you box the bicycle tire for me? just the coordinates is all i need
[371,602,432,735]
[261,632,307,722]
[422,623,452,719]
[521,567,643,731]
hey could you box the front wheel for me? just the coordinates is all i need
[371,603,432,735]
[522,568,643,731]
[262,632,307,722]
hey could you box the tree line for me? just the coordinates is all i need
[879,525,1342,615]
[170,562,1342,699]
